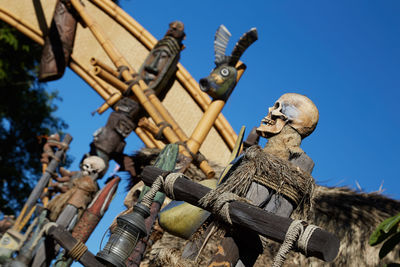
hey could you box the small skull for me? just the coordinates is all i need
[257,93,319,139]
[81,156,106,177]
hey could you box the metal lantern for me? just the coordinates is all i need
[96,203,150,267]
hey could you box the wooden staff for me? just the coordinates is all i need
[141,166,340,263]
[89,0,238,149]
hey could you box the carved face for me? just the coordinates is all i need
[199,64,237,100]
[81,156,106,177]
[142,49,170,84]
[256,93,319,138]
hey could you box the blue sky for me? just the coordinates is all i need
[44,0,400,262]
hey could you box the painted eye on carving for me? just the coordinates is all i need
[220,68,230,77]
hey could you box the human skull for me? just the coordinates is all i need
[256,93,319,139]
[81,156,106,177]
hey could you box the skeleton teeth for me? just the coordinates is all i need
[262,117,276,125]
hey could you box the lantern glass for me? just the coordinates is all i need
[96,203,150,267]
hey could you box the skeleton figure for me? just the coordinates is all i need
[208,93,319,267]
[80,155,106,179]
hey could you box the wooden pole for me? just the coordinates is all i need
[141,166,340,263]
[12,135,73,233]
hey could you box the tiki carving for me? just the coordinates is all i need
[137,21,185,95]
[92,97,140,164]
[39,0,77,82]
[199,25,257,100]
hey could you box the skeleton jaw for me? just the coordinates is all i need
[256,117,287,138]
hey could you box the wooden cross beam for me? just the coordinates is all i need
[141,166,340,262]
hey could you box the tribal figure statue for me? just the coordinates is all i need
[137,21,185,96]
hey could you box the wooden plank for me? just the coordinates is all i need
[141,166,340,262]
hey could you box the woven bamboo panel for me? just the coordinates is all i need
[0,0,233,166]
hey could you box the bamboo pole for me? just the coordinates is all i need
[71,0,132,71]
[0,10,44,45]
[134,127,156,148]
[90,57,119,77]
[141,127,165,149]
[89,0,238,149]
[138,117,160,137]
[144,87,188,142]
[69,62,160,150]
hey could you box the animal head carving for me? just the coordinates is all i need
[199,25,258,100]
